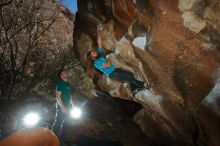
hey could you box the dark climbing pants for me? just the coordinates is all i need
[109,68,145,91]
[52,103,70,138]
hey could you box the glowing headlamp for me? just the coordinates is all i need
[70,107,82,119]
[23,112,40,126]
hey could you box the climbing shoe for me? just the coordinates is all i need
[144,83,153,89]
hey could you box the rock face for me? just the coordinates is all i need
[74,0,220,146]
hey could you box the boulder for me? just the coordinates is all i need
[74,0,220,145]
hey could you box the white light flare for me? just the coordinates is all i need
[70,107,82,119]
[23,113,40,126]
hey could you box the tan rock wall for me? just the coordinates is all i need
[74,0,220,145]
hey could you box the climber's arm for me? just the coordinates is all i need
[97,28,102,49]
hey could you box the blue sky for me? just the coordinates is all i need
[61,0,78,14]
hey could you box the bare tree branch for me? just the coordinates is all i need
[0,0,13,7]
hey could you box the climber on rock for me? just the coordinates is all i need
[87,27,153,94]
